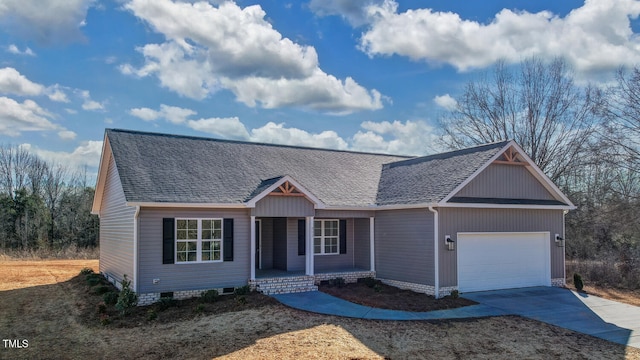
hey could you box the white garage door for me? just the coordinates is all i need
[457,232,551,292]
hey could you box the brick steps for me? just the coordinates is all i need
[252,275,318,295]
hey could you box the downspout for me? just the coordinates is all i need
[428,206,439,299]
[133,206,140,294]
[563,210,568,286]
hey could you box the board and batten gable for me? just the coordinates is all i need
[455,163,557,200]
[137,208,250,294]
[374,209,434,286]
[437,208,565,287]
[98,154,136,287]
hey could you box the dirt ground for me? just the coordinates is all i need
[319,280,476,311]
[1,260,639,360]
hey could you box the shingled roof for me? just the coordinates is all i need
[104,129,410,207]
[100,129,565,209]
[376,141,509,205]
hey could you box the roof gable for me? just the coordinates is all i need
[245,175,325,209]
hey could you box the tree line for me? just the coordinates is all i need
[0,145,99,251]
[440,57,640,289]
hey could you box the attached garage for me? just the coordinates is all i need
[457,232,551,292]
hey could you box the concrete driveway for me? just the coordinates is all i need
[463,287,640,349]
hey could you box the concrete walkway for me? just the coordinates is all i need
[273,287,640,348]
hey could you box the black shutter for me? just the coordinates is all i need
[298,219,306,256]
[339,219,347,254]
[162,218,175,264]
[223,218,234,261]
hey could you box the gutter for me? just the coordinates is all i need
[428,206,439,299]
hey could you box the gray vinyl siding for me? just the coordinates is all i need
[315,210,374,218]
[137,208,250,294]
[374,209,434,285]
[438,208,565,287]
[99,155,136,287]
[314,218,356,272]
[253,196,314,217]
[287,218,306,271]
[353,218,371,270]
[455,164,556,200]
[259,218,273,269]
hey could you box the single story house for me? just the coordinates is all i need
[92,129,574,305]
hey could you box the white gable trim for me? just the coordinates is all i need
[245,175,326,209]
[439,140,575,209]
[91,135,112,215]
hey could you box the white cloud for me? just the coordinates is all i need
[187,117,250,140]
[46,85,70,103]
[352,120,440,155]
[7,44,35,56]
[21,140,103,173]
[129,104,196,124]
[0,67,44,96]
[122,0,382,113]
[79,90,105,111]
[250,122,349,150]
[433,94,457,110]
[0,97,57,136]
[360,0,640,75]
[58,130,77,140]
[309,0,384,26]
[0,0,94,44]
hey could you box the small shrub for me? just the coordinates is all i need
[573,273,584,292]
[373,284,383,293]
[85,274,101,287]
[146,309,158,321]
[80,267,94,275]
[328,277,346,288]
[99,314,111,326]
[362,277,377,288]
[156,297,177,311]
[115,275,138,316]
[201,289,219,303]
[194,304,205,313]
[234,285,251,296]
[236,295,247,305]
[93,285,111,295]
[450,290,459,299]
[103,291,118,305]
[96,302,107,314]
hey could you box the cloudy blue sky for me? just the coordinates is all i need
[1,0,640,178]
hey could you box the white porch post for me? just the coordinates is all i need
[306,216,314,276]
[369,217,375,272]
[250,215,256,281]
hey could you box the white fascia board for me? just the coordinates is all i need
[91,135,111,215]
[373,202,437,210]
[126,202,247,209]
[436,202,575,210]
[244,175,326,209]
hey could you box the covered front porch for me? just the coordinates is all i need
[246,176,376,294]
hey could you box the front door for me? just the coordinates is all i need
[255,220,261,269]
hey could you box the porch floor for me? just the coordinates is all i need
[255,267,370,279]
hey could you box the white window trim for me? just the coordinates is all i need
[314,219,339,256]
[175,218,224,264]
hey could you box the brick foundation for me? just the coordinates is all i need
[313,270,376,285]
[551,278,566,287]
[377,278,436,296]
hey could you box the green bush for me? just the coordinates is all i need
[234,285,251,296]
[103,292,118,305]
[79,267,94,275]
[194,304,205,313]
[373,284,383,293]
[201,289,219,303]
[85,273,102,286]
[573,273,584,291]
[236,295,247,305]
[115,275,138,315]
[156,297,177,311]
[99,314,111,326]
[329,277,346,288]
[362,277,377,288]
[93,285,111,295]
[450,290,459,299]
[146,309,158,321]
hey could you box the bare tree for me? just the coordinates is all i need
[44,164,68,246]
[439,57,600,182]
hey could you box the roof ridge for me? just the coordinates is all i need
[383,140,510,169]
[106,128,415,158]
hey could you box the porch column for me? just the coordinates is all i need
[306,216,314,276]
[369,217,375,272]
[250,216,256,281]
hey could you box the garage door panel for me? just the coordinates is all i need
[458,232,550,292]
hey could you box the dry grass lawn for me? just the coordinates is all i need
[1,260,639,360]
